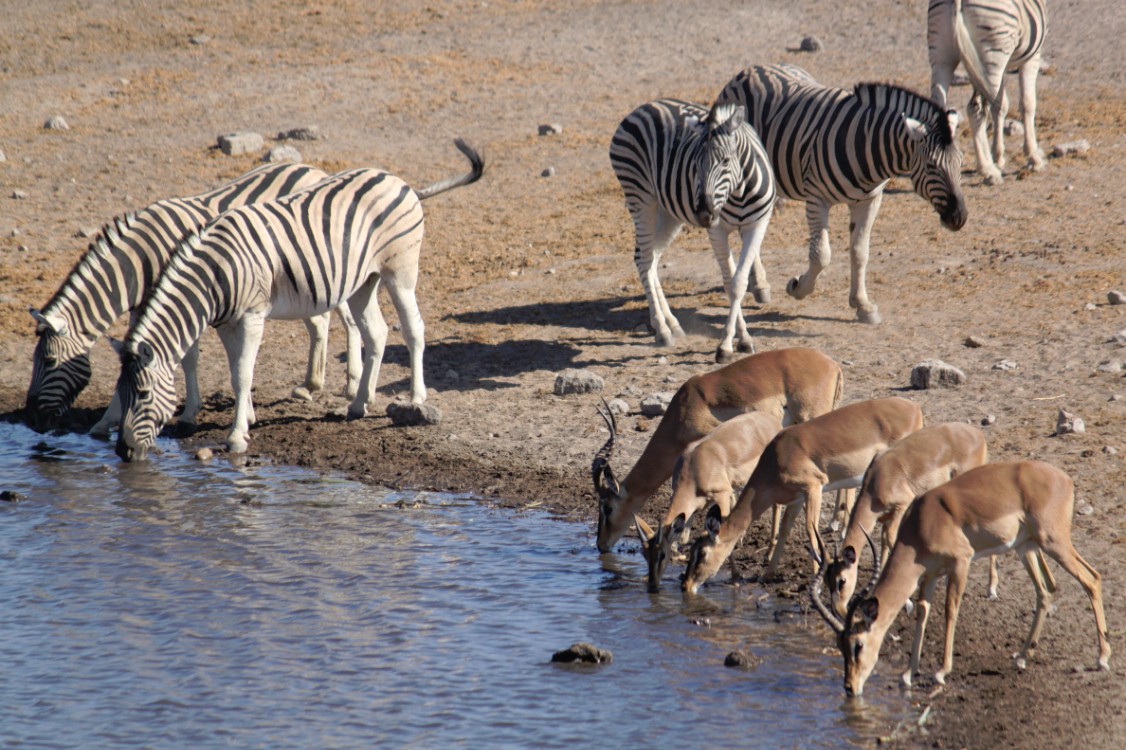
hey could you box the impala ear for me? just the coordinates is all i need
[30,308,67,336]
[634,515,655,544]
[671,512,687,536]
[903,116,927,142]
[704,504,723,540]
[842,545,857,566]
[859,597,879,626]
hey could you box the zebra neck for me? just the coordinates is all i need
[130,283,218,371]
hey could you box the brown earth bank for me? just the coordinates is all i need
[2,1,1125,747]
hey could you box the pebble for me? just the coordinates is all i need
[43,115,69,131]
[1103,446,1118,456]
[11,189,27,200]
[541,166,555,178]
[217,131,264,156]
[981,414,996,426]
[75,226,98,239]
[910,359,966,389]
[1,490,28,503]
[606,398,630,417]
[551,642,612,664]
[194,447,214,461]
[640,392,675,416]
[190,34,210,45]
[1055,408,1085,435]
[1051,139,1090,158]
[537,123,563,136]
[992,359,1019,371]
[262,145,302,163]
[799,35,823,52]
[276,126,321,141]
[0,149,6,162]
[1108,290,1126,305]
[1097,360,1123,374]
[386,401,442,426]
[553,368,604,395]
[964,335,985,348]
[724,650,762,669]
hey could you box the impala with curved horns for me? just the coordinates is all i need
[591,347,843,554]
[811,460,1111,696]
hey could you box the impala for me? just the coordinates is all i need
[825,422,989,617]
[680,396,924,594]
[634,410,783,591]
[811,461,1112,696]
[592,347,843,554]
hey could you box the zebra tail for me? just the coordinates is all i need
[414,138,485,200]
[952,0,993,103]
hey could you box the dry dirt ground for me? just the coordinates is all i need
[2,1,1125,747]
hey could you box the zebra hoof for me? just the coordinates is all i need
[226,437,249,454]
[752,286,771,305]
[982,170,1004,186]
[173,420,198,438]
[291,386,315,402]
[857,306,881,325]
[785,276,812,300]
[715,348,735,365]
[346,404,368,421]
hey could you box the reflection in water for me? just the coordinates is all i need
[0,423,914,748]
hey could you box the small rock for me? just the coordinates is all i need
[444,369,459,380]
[640,392,675,416]
[11,189,27,200]
[1077,502,1095,516]
[541,166,556,177]
[1113,330,1126,346]
[1107,290,1126,305]
[43,115,69,131]
[1097,360,1124,374]
[606,398,630,417]
[981,414,997,426]
[1003,119,1025,137]
[553,369,604,395]
[799,35,823,52]
[386,401,442,426]
[691,617,711,627]
[910,359,966,389]
[262,144,302,163]
[0,149,6,162]
[190,34,210,45]
[634,418,650,432]
[992,359,1019,371]
[551,642,612,664]
[18,244,29,252]
[963,335,985,348]
[276,126,321,141]
[1055,408,1085,436]
[75,226,98,239]
[1085,302,1098,311]
[217,131,264,156]
[724,650,762,669]
[619,384,643,398]
[1051,140,1090,158]
[1,490,28,503]
[1103,446,1118,456]
[537,123,563,136]
[194,447,214,461]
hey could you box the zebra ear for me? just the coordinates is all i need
[945,109,960,132]
[708,102,745,133]
[903,116,928,142]
[29,308,68,336]
[136,340,156,368]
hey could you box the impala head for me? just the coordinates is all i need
[114,340,176,462]
[25,309,91,432]
[810,529,883,696]
[905,108,966,232]
[592,400,628,552]
[637,512,688,592]
[680,503,727,595]
[694,102,749,227]
[825,544,860,618]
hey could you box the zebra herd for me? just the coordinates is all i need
[25,0,1048,462]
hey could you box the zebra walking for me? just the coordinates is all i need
[610,98,776,362]
[928,0,1048,184]
[114,139,484,461]
[714,64,967,325]
[25,162,361,437]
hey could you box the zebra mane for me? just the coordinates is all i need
[853,82,954,146]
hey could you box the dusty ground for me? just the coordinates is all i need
[2,1,1125,746]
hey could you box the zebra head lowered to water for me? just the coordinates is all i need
[22,163,361,437]
[715,64,967,326]
[114,139,484,462]
[610,98,776,362]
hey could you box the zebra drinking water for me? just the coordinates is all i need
[928,0,1049,184]
[609,98,776,362]
[114,139,484,461]
[25,162,361,436]
[715,64,967,325]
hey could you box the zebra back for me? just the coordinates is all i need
[942,0,1048,96]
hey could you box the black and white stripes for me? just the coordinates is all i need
[928,0,1049,184]
[115,140,483,460]
[610,98,776,361]
[715,64,966,324]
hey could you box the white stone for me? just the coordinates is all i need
[217,132,264,156]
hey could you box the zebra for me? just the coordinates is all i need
[928,0,1048,185]
[609,98,776,362]
[714,64,967,325]
[114,139,484,461]
[25,162,361,437]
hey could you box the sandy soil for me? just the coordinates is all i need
[2,1,1125,746]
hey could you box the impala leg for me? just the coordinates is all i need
[215,313,265,454]
[935,559,970,685]
[1014,546,1052,670]
[1041,541,1112,671]
[787,200,830,301]
[846,195,883,324]
[1018,54,1045,171]
[830,488,855,535]
[904,573,940,688]
[802,482,826,575]
[762,502,801,581]
[294,312,331,401]
[764,504,785,564]
[987,555,1000,600]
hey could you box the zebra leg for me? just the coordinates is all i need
[1018,54,1046,172]
[787,200,831,302]
[966,91,1001,184]
[335,303,362,399]
[713,217,770,363]
[385,275,428,405]
[846,194,883,325]
[749,250,770,304]
[89,395,122,439]
[346,275,389,420]
[926,0,958,110]
[991,87,1010,170]
[293,312,331,401]
[215,313,266,454]
[630,202,684,346]
[177,339,202,432]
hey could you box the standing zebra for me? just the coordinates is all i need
[928,0,1048,185]
[610,98,776,362]
[714,64,967,325]
[114,139,484,461]
[25,163,361,437]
